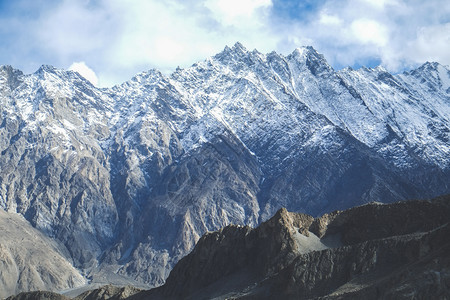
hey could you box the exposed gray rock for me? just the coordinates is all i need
[6,291,70,300]
[0,210,86,298]
[73,285,141,300]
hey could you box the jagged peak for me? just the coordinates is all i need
[363,65,391,76]
[232,41,247,52]
[0,65,24,91]
[374,65,388,72]
[290,46,322,60]
[341,66,354,72]
[340,64,390,78]
[405,61,445,76]
[109,68,168,91]
[2,64,74,83]
[288,46,334,76]
[213,42,252,63]
[36,64,57,74]
[32,64,100,89]
[131,68,165,82]
[273,207,290,220]
[402,61,450,90]
[34,64,71,81]
[422,61,440,69]
[0,65,23,77]
[221,41,249,53]
[262,207,291,228]
[0,64,15,72]
[265,208,314,233]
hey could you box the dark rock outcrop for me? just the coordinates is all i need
[73,285,141,300]
[6,291,70,300]
[134,195,450,299]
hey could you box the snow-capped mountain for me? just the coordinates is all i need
[0,43,449,294]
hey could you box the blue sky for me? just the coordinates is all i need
[0,0,449,87]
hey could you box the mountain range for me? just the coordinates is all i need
[0,42,449,296]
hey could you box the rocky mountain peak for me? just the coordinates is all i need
[291,45,319,58]
[405,61,447,79]
[266,207,314,236]
[221,41,248,54]
[231,41,247,53]
[128,69,166,85]
[0,64,22,77]
[404,61,450,92]
[289,45,333,76]
[421,61,440,71]
[32,64,99,94]
[35,64,58,75]
[212,41,261,67]
[0,65,23,92]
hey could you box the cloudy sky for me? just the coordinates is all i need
[0,0,449,87]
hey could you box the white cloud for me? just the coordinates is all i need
[37,1,113,61]
[204,0,272,27]
[351,19,388,46]
[358,0,399,9]
[95,0,277,85]
[1,0,449,86]
[272,0,450,72]
[319,13,342,26]
[409,23,450,63]
[68,61,99,86]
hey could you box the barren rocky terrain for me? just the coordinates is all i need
[7,195,449,299]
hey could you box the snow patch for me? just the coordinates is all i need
[292,229,329,254]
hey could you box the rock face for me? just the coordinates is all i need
[0,209,86,298]
[6,291,70,300]
[135,195,450,299]
[73,285,141,300]
[0,43,450,290]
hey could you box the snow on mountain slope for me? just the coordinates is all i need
[0,43,450,291]
[339,64,450,168]
[0,64,118,271]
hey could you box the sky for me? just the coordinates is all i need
[0,0,449,87]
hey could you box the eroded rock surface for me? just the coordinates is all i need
[135,195,450,299]
[0,210,85,298]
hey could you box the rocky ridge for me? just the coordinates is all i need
[0,43,450,292]
[134,195,450,299]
